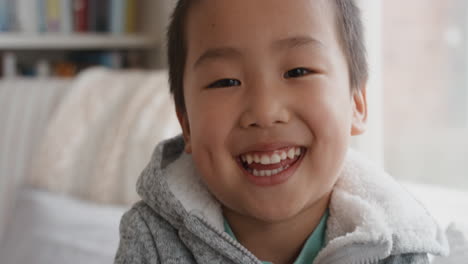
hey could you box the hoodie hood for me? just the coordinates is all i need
[136,136,224,231]
[137,135,449,263]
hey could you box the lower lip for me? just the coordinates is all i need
[237,150,306,187]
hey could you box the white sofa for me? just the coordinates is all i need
[0,68,181,264]
[0,68,466,263]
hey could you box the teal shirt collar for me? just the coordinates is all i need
[224,210,329,264]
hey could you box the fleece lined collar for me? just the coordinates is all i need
[314,147,449,263]
[137,136,448,263]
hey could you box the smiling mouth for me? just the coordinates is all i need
[237,147,306,178]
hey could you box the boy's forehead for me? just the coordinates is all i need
[185,0,337,59]
[186,0,342,69]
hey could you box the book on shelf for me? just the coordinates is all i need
[89,0,109,32]
[73,0,88,32]
[110,0,124,34]
[0,0,139,35]
[61,0,73,33]
[46,0,61,32]
[38,0,47,32]
[17,0,39,33]
[125,0,137,33]
[0,0,16,32]
[0,0,8,32]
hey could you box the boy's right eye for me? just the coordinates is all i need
[207,79,241,88]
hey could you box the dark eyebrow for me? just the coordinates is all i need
[193,47,242,69]
[273,36,325,51]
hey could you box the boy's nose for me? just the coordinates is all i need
[239,81,290,129]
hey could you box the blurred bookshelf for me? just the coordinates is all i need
[0,0,168,79]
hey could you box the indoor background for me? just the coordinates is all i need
[0,0,467,263]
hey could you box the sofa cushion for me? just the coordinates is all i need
[0,78,70,240]
[0,188,126,264]
[27,68,180,205]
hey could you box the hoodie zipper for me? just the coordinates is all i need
[314,245,385,264]
[193,215,263,264]
[319,257,381,264]
[196,215,384,264]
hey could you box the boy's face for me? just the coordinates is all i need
[179,0,367,223]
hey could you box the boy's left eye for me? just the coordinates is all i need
[207,78,241,88]
[284,68,313,79]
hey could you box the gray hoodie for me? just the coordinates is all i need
[115,136,449,264]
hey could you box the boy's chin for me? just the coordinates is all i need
[243,193,330,224]
[223,203,298,224]
[245,202,314,224]
[253,212,301,224]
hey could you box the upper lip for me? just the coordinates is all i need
[235,142,305,156]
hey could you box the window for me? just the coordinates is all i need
[382,0,468,191]
[356,0,468,192]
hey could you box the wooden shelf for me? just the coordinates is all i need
[0,33,159,50]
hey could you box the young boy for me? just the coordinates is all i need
[115,0,449,263]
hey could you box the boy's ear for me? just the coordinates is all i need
[176,108,192,153]
[351,86,368,136]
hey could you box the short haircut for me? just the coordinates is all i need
[167,0,368,113]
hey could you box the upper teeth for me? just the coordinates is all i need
[241,147,302,165]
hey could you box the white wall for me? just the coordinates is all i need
[351,0,384,166]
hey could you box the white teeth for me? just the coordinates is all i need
[249,165,291,177]
[281,152,287,160]
[260,155,271,165]
[271,154,281,164]
[287,148,295,159]
[246,155,253,164]
[254,155,260,163]
[241,147,303,165]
